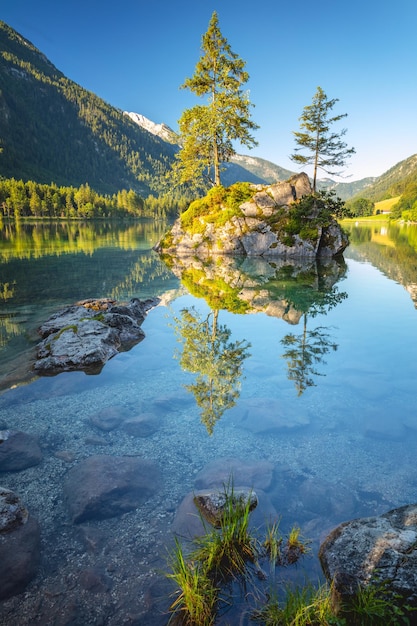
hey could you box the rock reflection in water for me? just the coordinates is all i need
[167,253,348,398]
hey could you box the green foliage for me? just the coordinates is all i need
[166,538,217,626]
[0,177,183,220]
[252,583,336,626]
[173,11,258,188]
[281,323,338,396]
[343,580,417,626]
[291,87,355,192]
[180,267,250,314]
[390,179,417,221]
[264,191,350,247]
[166,478,313,625]
[179,183,252,235]
[191,483,257,582]
[345,196,375,217]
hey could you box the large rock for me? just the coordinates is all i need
[0,430,42,471]
[0,488,41,599]
[64,455,161,523]
[319,504,417,608]
[34,297,159,375]
[157,173,348,259]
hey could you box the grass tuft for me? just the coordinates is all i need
[166,538,217,626]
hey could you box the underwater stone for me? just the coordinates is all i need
[64,455,161,523]
[0,430,42,471]
[122,413,161,437]
[194,456,274,491]
[0,487,28,532]
[0,488,40,599]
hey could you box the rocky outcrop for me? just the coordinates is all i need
[319,504,417,608]
[157,173,348,259]
[0,488,41,599]
[34,297,159,375]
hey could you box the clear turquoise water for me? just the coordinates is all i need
[1,220,417,624]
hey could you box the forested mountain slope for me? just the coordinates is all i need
[0,20,415,206]
[0,22,176,196]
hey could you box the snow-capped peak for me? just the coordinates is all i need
[124,111,177,143]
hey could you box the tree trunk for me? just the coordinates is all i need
[213,136,220,186]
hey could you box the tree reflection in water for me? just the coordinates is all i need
[280,287,348,395]
[173,307,250,434]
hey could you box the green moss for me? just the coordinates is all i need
[179,183,252,236]
[53,324,78,340]
[159,230,174,249]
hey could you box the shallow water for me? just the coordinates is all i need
[1,219,417,624]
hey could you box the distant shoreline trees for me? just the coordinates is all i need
[0,178,188,221]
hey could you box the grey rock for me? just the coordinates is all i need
[172,488,277,539]
[0,430,42,471]
[88,405,125,431]
[0,489,40,600]
[193,487,258,527]
[122,413,161,437]
[34,297,159,375]
[319,504,417,607]
[79,567,112,593]
[64,455,161,523]
[157,173,348,259]
[0,487,28,532]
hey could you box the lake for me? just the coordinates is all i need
[1,219,417,624]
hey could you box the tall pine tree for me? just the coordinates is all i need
[291,86,355,192]
[174,11,258,189]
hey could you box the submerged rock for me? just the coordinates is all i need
[0,488,40,600]
[0,430,42,472]
[194,457,274,491]
[122,412,161,437]
[319,504,417,608]
[64,455,161,523]
[34,297,160,376]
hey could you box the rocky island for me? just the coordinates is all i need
[156,173,349,259]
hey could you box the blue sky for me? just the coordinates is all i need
[2,0,416,182]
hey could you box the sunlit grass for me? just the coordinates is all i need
[166,538,217,626]
[191,483,257,582]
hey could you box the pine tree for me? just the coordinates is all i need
[174,11,258,188]
[291,86,355,192]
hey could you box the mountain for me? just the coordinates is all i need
[0,20,415,204]
[316,176,377,201]
[347,154,417,202]
[124,111,178,144]
[0,21,176,196]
